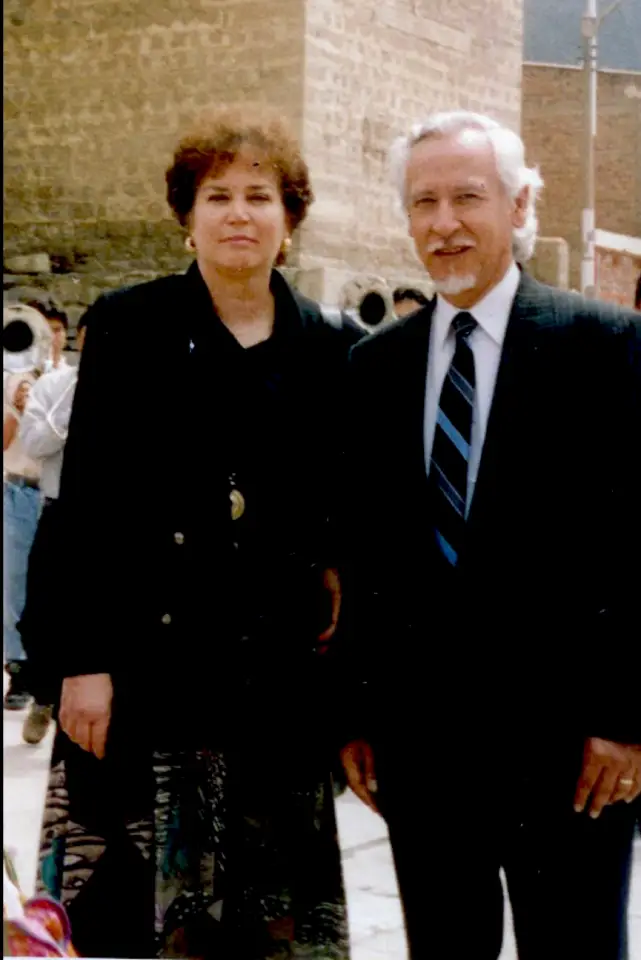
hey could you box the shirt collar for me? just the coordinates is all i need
[433,261,520,349]
[184,259,300,345]
[43,356,69,375]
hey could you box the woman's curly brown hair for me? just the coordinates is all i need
[166,105,314,262]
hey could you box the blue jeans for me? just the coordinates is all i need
[3,479,41,663]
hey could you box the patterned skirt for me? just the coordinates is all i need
[37,731,349,959]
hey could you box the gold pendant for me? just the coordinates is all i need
[230,488,245,521]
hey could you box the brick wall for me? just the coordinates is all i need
[522,64,641,292]
[300,0,523,279]
[3,0,305,276]
[529,236,570,289]
[596,248,641,307]
[4,0,524,305]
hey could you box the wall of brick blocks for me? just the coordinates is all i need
[596,248,641,308]
[299,0,523,280]
[3,0,306,276]
[522,64,641,294]
[3,269,162,332]
[4,0,524,307]
[529,237,570,290]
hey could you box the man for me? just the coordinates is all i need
[40,305,69,374]
[392,286,431,319]
[3,375,41,709]
[22,292,70,373]
[3,295,70,712]
[17,314,88,743]
[340,111,641,960]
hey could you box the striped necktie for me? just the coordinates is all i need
[430,311,477,566]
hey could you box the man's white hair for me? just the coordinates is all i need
[390,111,544,263]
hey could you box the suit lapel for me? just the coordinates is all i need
[395,302,436,491]
[465,271,559,542]
[395,272,554,516]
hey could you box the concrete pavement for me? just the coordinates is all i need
[4,703,641,958]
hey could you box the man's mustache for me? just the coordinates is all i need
[425,240,476,253]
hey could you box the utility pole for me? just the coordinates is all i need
[581,0,598,297]
[580,0,625,297]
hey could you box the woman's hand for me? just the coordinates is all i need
[59,673,113,760]
[3,412,19,451]
[317,567,342,650]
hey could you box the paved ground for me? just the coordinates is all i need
[4,703,641,958]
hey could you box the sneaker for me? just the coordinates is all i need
[3,661,31,711]
[22,703,53,744]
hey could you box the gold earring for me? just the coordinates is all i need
[281,236,292,257]
[185,235,196,253]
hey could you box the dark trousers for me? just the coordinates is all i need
[65,830,156,959]
[375,733,636,960]
[17,498,62,705]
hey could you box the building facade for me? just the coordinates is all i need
[4,0,524,323]
[522,64,641,301]
[521,0,641,304]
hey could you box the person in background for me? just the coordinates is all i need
[3,847,78,957]
[36,105,361,959]
[3,375,41,710]
[4,291,70,372]
[3,295,70,712]
[17,315,89,745]
[392,286,430,318]
[29,294,69,374]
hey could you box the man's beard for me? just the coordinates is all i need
[432,273,477,296]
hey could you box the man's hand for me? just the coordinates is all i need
[11,380,31,414]
[3,412,19,452]
[317,567,342,650]
[59,673,113,760]
[340,739,380,814]
[574,737,641,818]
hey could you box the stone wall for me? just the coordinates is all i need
[300,0,523,282]
[4,0,524,309]
[528,237,570,290]
[4,0,305,275]
[522,64,641,292]
[596,247,641,308]
[3,266,161,331]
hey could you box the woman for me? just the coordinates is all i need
[17,311,89,745]
[36,106,362,959]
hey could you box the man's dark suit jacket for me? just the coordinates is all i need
[344,271,640,750]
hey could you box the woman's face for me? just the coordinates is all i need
[190,149,289,275]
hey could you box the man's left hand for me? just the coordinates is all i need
[317,567,342,649]
[574,737,641,818]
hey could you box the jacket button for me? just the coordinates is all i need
[174,532,185,545]
[161,613,172,625]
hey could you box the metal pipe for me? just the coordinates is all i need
[580,0,626,297]
[581,0,598,297]
[598,0,624,24]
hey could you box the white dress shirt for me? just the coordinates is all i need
[423,261,521,511]
[19,365,78,500]
[42,355,69,375]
